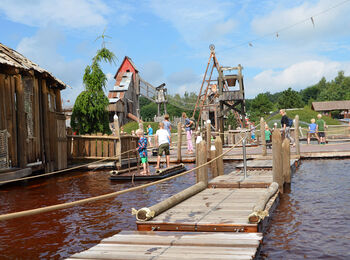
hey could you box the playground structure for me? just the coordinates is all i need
[192,45,246,134]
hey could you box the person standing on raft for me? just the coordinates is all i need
[155,122,171,169]
[136,129,150,175]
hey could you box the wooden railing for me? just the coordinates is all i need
[67,134,139,160]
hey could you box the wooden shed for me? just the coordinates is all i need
[0,42,68,175]
[107,56,140,125]
[312,100,350,118]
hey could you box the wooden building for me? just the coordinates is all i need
[312,100,350,118]
[0,43,68,174]
[107,56,140,126]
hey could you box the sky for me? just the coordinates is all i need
[1,0,350,107]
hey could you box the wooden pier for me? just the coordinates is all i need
[67,231,263,260]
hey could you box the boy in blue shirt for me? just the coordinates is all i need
[136,129,150,175]
[308,118,319,144]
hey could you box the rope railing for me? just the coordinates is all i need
[0,148,138,186]
[0,137,244,221]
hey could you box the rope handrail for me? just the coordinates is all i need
[0,137,244,221]
[0,148,138,186]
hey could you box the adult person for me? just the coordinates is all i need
[182,112,193,154]
[155,122,171,169]
[280,109,295,146]
[307,118,319,144]
[163,114,172,136]
[316,114,327,144]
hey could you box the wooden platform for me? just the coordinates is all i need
[67,231,263,260]
[208,171,273,189]
[137,188,279,233]
[235,159,299,171]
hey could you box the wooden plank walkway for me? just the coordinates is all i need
[136,188,278,233]
[208,171,273,189]
[235,159,299,170]
[67,231,263,260]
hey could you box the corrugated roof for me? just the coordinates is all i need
[312,100,350,111]
[0,42,69,89]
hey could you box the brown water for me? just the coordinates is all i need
[260,159,350,259]
[0,164,232,259]
[1,160,349,259]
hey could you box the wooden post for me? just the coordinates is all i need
[197,140,208,185]
[206,122,211,157]
[210,145,218,178]
[260,117,266,156]
[295,115,300,156]
[272,130,283,193]
[114,115,121,167]
[215,136,224,176]
[139,122,144,132]
[282,138,291,184]
[177,122,182,163]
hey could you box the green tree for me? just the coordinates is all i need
[248,93,273,121]
[71,47,116,134]
[277,88,304,109]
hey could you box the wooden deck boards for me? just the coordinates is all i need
[137,188,272,232]
[208,170,273,188]
[67,231,263,260]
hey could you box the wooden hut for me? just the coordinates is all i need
[312,100,350,118]
[0,42,68,175]
[107,56,140,125]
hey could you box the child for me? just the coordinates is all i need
[147,124,153,147]
[155,122,171,169]
[265,124,272,149]
[250,122,256,143]
[136,129,150,175]
[316,114,327,144]
[307,118,319,144]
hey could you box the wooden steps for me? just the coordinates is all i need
[67,231,263,260]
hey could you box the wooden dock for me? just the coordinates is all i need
[67,231,263,260]
[136,187,278,233]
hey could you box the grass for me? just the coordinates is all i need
[265,107,341,128]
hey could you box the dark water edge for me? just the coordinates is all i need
[0,163,232,259]
[259,159,350,260]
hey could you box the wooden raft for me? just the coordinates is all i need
[137,188,278,233]
[208,171,273,189]
[67,231,263,260]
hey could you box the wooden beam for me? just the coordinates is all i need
[15,74,27,168]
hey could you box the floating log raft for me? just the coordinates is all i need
[109,164,186,181]
[67,231,263,260]
[137,187,279,233]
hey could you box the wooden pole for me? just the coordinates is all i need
[272,129,283,193]
[114,115,121,168]
[177,122,182,163]
[260,117,266,156]
[210,145,218,178]
[282,138,291,184]
[295,115,300,156]
[133,182,207,221]
[15,75,27,169]
[206,122,211,157]
[215,136,224,176]
[197,140,208,185]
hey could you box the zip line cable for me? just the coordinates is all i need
[221,0,350,51]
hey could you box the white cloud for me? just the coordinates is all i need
[246,60,350,97]
[17,27,86,102]
[167,68,202,95]
[149,0,237,46]
[0,0,110,28]
[251,0,350,42]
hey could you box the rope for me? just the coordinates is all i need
[0,148,137,186]
[0,137,244,221]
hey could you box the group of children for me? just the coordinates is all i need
[307,114,327,145]
[135,115,172,175]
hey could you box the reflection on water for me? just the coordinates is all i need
[0,163,234,259]
[260,159,350,259]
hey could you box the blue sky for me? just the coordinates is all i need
[1,0,350,107]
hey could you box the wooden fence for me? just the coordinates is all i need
[67,134,139,161]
